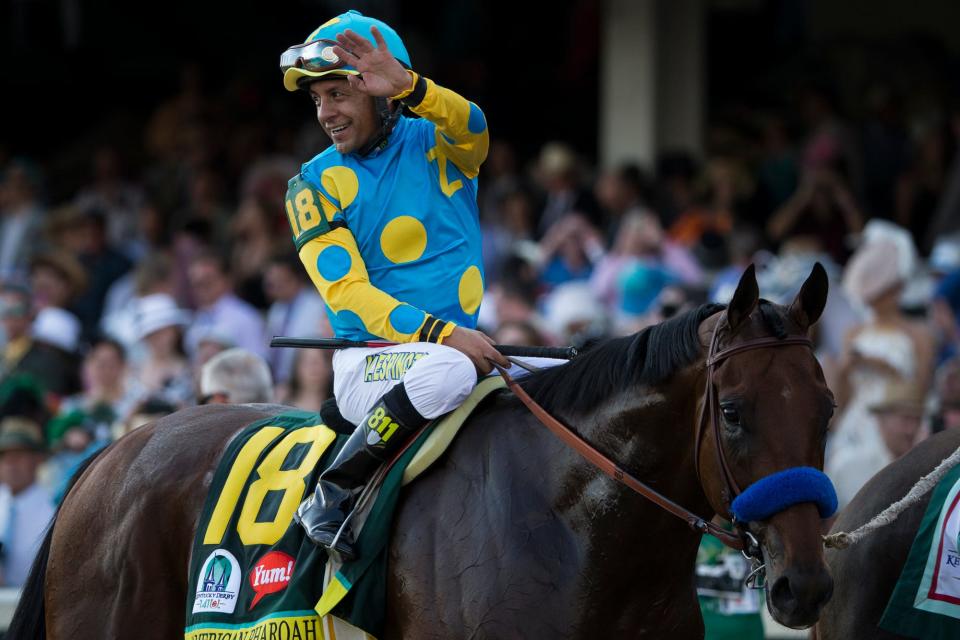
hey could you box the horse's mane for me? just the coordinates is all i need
[520,303,722,413]
[520,300,788,414]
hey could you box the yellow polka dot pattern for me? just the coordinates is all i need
[458,266,483,315]
[321,166,359,209]
[380,216,427,264]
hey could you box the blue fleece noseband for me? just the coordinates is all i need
[731,466,837,523]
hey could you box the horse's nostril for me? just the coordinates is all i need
[770,576,798,614]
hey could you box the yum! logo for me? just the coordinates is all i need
[249,551,295,608]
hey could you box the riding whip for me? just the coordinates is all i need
[269,336,579,360]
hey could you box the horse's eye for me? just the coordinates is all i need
[721,405,741,425]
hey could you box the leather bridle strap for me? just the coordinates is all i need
[695,326,814,511]
[493,363,745,550]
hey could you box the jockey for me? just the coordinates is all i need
[280,9,508,560]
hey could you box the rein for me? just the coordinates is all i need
[493,362,743,550]
[493,325,813,553]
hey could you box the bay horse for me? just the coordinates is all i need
[816,428,960,639]
[10,265,836,639]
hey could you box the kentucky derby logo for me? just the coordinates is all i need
[193,549,241,614]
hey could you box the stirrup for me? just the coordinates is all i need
[312,527,357,562]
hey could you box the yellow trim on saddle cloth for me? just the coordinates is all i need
[402,375,505,485]
[314,376,506,629]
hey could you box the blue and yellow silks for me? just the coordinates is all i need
[284,74,489,344]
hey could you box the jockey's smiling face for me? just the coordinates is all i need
[309,77,379,154]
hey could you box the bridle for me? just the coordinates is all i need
[494,313,813,556]
[694,318,814,518]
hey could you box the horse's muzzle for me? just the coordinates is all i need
[768,563,834,629]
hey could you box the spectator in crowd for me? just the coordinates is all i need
[542,282,607,346]
[174,168,232,247]
[277,347,333,413]
[753,114,799,216]
[229,195,281,310]
[931,356,960,433]
[931,267,960,365]
[492,320,546,348]
[534,141,599,236]
[0,415,54,587]
[481,186,537,285]
[798,82,860,191]
[614,262,678,334]
[99,251,178,350]
[199,348,273,404]
[263,253,328,386]
[29,251,86,339]
[653,152,699,228]
[827,381,927,509]
[0,284,81,399]
[590,211,701,315]
[120,396,178,437]
[860,84,910,221]
[72,146,145,255]
[766,166,864,263]
[667,157,747,255]
[60,336,140,434]
[478,139,522,224]
[191,328,236,386]
[170,219,216,309]
[924,105,960,248]
[828,233,935,468]
[131,293,194,407]
[536,214,603,290]
[486,276,544,338]
[894,120,954,252]
[0,160,45,283]
[184,252,267,359]
[46,207,132,343]
[0,379,50,433]
[594,163,651,244]
[42,410,109,504]
[708,225,763,304]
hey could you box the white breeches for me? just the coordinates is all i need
[332,342,565,425]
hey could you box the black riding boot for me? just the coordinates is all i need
[296,382,428,560]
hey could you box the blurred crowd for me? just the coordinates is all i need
[2,69,960,590]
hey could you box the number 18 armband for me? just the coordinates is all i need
[284,174,346,250]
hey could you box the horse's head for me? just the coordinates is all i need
[697,264,835,629]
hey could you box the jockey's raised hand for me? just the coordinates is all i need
[443,326,510,375]
[333,26,412,98]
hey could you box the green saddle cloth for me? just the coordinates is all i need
[185,379,504,640]
[182,409,431,639]
[879,460,960,639]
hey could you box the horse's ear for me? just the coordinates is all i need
[726,264,759,333]
[788,262,829,332]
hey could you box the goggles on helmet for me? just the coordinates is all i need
[279,39,350,75]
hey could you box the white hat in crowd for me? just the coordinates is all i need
[32,307,81,352]
[134,294,191,341]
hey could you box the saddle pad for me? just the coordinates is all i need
[879,460,960,639]
[184,379,505,640]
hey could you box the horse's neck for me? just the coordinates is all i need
[549,367,711,630]
[557,367,706,509]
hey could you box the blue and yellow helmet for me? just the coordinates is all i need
[280,10,411,92]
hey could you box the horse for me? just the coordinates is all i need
[9,264,836,639]
[815,428,960,639]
